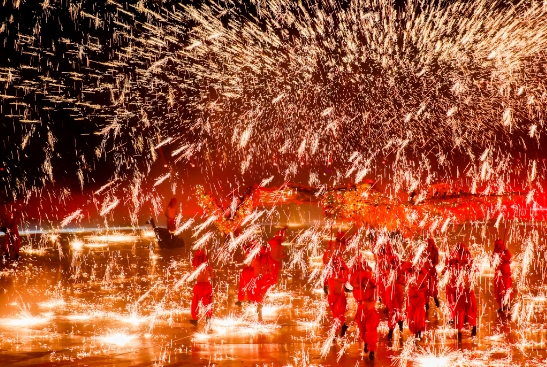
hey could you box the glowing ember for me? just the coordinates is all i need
[85,234,140,243]
[141,230,156,238]
[5,315,51,327]
[98,332,138,347]
[70,240,84,251]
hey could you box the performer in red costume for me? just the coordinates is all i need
[374,239,393,308]
[385,252,412,340]
[406,262,429,339]
[444,242,477,339]
[252,244,274,314]
[165,198,178,233]
[350,256,379,360]
[453,267,478,340]
[443,242,470,323]
[327,254,350,337]
[424,237,440,309]
[268,227,287,286]
[235,242,256,307]
[322,231,347,295]
[491,238,513,312]
[2,206,21,261]
[190,249,214,326]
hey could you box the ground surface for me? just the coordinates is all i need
[0,224,545,367]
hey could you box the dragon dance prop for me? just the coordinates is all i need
[196,182,547,236]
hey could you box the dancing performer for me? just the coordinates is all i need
[375,240,394,308]
[443,242,469,323]
[453,267,477,339]
[252,243,274,313]
[322,231,347,294]
[3,207,21,261]
[491,238,513,312]
[385,253,412,340]
[327,254,350,337]
[406,262,429,339]
[190,249,214,326]
[424,237,440,308]
[235,242,256,307]
[165,198,178,233]
[268,227,287,286]
[350,256,379,360]
[444,242,477,339]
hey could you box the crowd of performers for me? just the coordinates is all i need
[186,228,514,361]
[188,228,287,325]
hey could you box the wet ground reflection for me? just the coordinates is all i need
[0,224,546,366]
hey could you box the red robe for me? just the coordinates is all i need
[374,241,393,306]
[492,245,513,309]
[384,255,410,330]
[327,256,349,326]
[165,200,177,233]
[268,236,285,285]
[190,253,213,319]
[444,243,473,321]
[454,271,477,331]
[406,269,428,334]
[323,239,345,286]
[350,264,379,352]
[251,247,274,304]
[191,282,213,319]
[238,244,256,302]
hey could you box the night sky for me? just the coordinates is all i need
[1,0,546,226]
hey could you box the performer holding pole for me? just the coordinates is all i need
[190,249,214,326]
[444,242,477,340]
[268,227,287,287]
[252,243,274,314]
[491,238,514,312]
[326,253,350,338]
[323,231,347,295]
[350,255,379,360]
[165,198,178,234]
[385,251,411,340]
[235,241,256,307]
[407,260,429,339]
[424,237,440,309]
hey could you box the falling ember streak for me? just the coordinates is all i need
[60,209,83,227]
[494,213,503,229]
[153,173,171,187]
[100,198,120,216]
[94,180,118,195]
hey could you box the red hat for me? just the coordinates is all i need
[192,249,207,267]
[494,239,505,252]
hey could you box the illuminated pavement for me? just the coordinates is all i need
[0,225,546,367]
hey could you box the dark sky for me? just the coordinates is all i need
[1,0,545,213]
